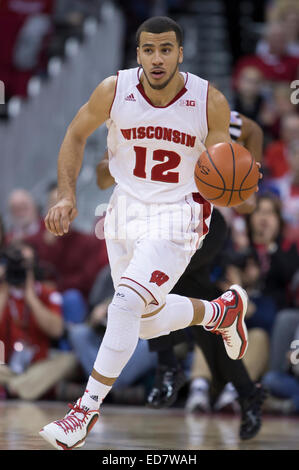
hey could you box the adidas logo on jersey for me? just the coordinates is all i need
[125,93,136,102]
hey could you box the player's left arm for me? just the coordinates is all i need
[238,114,263,164]
[233,114,264,214]
[204,87,262,214]
[204,85,232,147]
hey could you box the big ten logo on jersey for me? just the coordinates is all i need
[179,99,196,107]
[150,270,169,286]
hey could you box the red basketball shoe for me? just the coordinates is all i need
[39,398,99,450]
[205,284,249,360]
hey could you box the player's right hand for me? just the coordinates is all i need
[45,198,78,236]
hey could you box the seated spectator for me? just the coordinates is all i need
[226,193,299,322]
[263,113,299,181]
[270,139,299,241]
[7,189,43,242]
[259,83,295,141]
[219,251,276,384]
[245,193,299,310]
[47,0,102,58]
[53,0,102,24]
[232,66,266,123]
[0,0,55,98]
[188,193,299,412]
[0,241,77,400]
[263,308,299,414]
[67,266,157,404]
[13,13,53,72]
[233,22,299,85]
[265,0,299,57]
[184,251,272,414]
[26,184,109,349]
[26,184,108,300]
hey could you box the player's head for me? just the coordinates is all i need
[136,16,184,90]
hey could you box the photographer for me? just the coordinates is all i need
[0,241,77,400]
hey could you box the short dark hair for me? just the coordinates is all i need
[136,16,183,46]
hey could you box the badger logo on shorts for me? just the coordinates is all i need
[150,271,169,286]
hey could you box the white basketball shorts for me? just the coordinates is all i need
[104,186,213,307]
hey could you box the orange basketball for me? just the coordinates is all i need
[194,142,259,207]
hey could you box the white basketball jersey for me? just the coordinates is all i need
[107,67,209,203]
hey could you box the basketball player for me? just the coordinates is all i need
[143,112,266,440]
[145,112,263,406]
[39,17,261,449]
[95,111,266,441]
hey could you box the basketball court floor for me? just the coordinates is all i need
[0,400,298,450]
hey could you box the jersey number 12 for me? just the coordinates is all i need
[133,146,181,183]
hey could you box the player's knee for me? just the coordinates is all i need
[111,285,146,315]
[119,274,166,308]
[102,286,145,352]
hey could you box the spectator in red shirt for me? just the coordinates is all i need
[259,82,295,141]
[264,113,299,180]
[0,0,55,98]
[0,241,77,400]
[26,184,108,300]
[233,22,299,86]
[26,184,108,349]
[270,139,299,242]
[232,66,266,123]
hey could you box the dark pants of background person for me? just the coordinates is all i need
[148,208,255,399]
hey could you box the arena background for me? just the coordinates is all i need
[0,0,299,451]
[0,0,269,231]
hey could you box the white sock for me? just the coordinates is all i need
[200,300,221,327]
[81,286,145,410]
[81,375,111,410]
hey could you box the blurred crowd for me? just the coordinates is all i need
[0,0,102,110]
[0,0,299,418]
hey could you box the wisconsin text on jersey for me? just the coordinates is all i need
[120,126,196,148]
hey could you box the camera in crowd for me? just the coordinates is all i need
[0,243,40,287]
